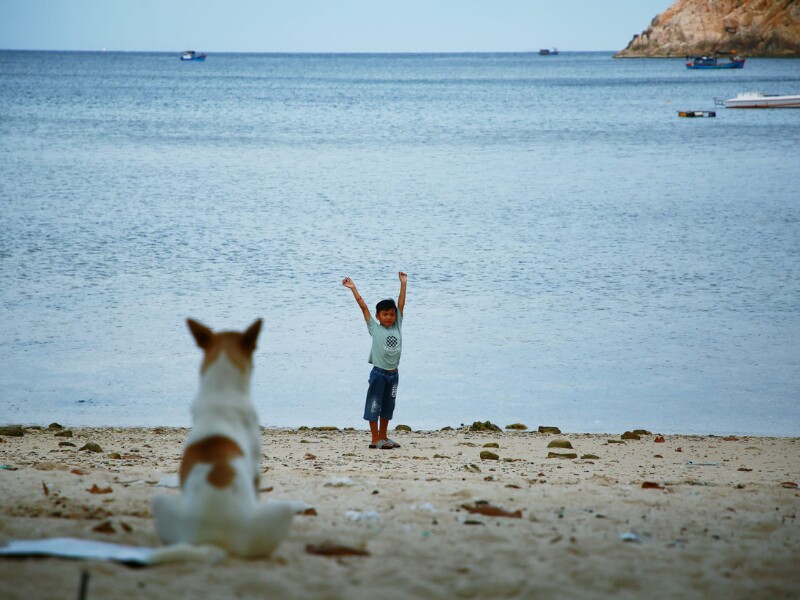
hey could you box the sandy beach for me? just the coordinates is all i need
[0,423,798,599]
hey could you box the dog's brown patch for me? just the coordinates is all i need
[180,435,245,489]
[187,319,262,374]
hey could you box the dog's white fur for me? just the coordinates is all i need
[152,319,296,558]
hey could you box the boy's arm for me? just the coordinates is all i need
[342,277,371,322]
[397,271,408,316]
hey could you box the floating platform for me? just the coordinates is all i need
[678,111,716,118]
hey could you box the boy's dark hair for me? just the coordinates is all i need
[375,298,397,313]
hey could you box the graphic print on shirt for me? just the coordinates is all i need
[385,335,399,353]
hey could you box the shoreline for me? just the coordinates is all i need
[1,425,798,599]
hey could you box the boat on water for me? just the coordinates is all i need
[181,51,207,61]
[539,48,559,56]
[723,92,800,108]
[686,53,744,69]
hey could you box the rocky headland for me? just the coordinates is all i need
[615,0,800,58]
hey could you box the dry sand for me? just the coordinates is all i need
[0,424,798,600]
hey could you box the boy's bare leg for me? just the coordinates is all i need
[369,420,380,445]
[379,417,390,442]
[368,418,393,447]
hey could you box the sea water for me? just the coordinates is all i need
[1,51,798,435]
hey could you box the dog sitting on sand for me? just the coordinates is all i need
[152,319,297,559]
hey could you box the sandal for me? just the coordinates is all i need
[386,438,401,448]
[375,439,394,449]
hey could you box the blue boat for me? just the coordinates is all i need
[181,51,207,62]
[685,53,744,69]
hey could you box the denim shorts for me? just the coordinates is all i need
[363,367,399,422]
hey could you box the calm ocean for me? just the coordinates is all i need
[1,51,798,435]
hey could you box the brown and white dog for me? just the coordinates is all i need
[152,319,297,558]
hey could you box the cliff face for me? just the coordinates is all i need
[615,0,800,58]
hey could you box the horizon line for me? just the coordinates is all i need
[0,48,622,55]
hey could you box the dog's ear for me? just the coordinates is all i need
[187,319,214,349]
[241,319,262,351]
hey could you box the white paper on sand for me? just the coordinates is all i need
[0,538,159,565]
[0,538,227,565]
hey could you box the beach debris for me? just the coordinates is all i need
[676,447,683,452]
[312,426,339,432]
[345,510,380,522]
[304,453,316,460]
[780,481,798,489]
[92,521,116,534]
[538,426,561,434]
[686,461,719,467]
[621,431,641,440]
[654,454,663,458]
[440,426,454,431]
[305,542,369,557]
[59,441,77,447]
[54,430,73,438]
[469,421,501,432]
[482,442,500,448]
[463,464,481,473]
[87,484,113,494]
[723,436,739,441]
[461,501,522,518]
[505,423,528,430]
[108,453,122,459]
[581,454,600,460]
[619,532,640,543]
[324,476,355,487]
[641,481,664,490]
[607,440,625,444]
[654,436,665,443]
[547,452,578,459]
[0,537,223,565]
[547,439,573,449]
[632,429,651,435]
[79,443,103,453]
[0,465,18,471]
[0,426,25,437]
[78,570,90,600]
[737,467,752,472]
[42,482,49,496]
[155,475,180,488]
[48,423,64,430]
[70,468,90,476]
[479,451,499,460]
[300,507,318,516]
[395,424,412,432]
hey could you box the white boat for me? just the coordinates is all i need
[724,92,800,109]
[180,50,207,61]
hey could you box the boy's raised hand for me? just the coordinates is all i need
[342,277,356,289]
[398,271,408,283]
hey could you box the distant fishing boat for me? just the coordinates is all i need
[723,92,800,108]
[685,53,744,69]
[539,48,559,56]
[181,51,207,62]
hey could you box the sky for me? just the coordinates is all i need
[0,0,674,53]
